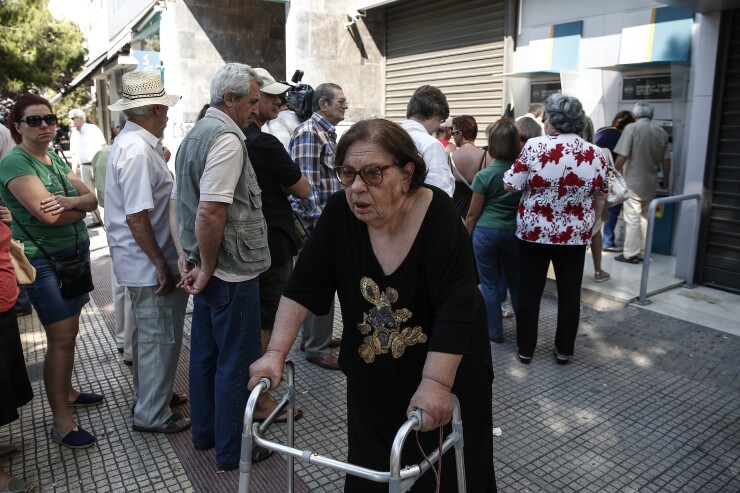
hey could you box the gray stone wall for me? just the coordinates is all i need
[161,0,286,147]
[285,0,385,131]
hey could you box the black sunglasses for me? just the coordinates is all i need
[21,114,58,127]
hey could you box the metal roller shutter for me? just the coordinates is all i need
[699,9,740,292]
[384,0,506,146]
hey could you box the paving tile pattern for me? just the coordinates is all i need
[91,255,308,493]
[2,305,194,492]
[491,303,740,493]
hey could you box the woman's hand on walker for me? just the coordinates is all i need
[407,377,454,432]
[248,351,286,392]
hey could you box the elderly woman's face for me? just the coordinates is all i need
[339,140,412,228]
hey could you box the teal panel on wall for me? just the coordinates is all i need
[551,21,582,71]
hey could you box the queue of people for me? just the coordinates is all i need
[0,62,669,491]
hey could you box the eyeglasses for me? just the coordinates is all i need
[21,114,58,127]
[334,164,394,186]
[451,129,461,135]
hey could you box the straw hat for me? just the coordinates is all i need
[253,68,291,95]
[108,70,181,111]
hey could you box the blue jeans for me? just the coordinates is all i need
[603,204,622,248]
[190,276,261,467]
[14,286,32,314]
[472,227,520,340]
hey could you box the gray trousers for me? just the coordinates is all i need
[111,263,134,361]
[128,285,189,428]
[297,219,336,358]
[301,300,335,358]
[80,163,102,224]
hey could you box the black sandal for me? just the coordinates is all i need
[251,444,274,463]
[615,254,641,264]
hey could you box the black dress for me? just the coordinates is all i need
[451,150,488,219]
[284,186,496,492]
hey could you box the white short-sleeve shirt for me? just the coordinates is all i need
[401,119,455,197]
[104,121,179,286]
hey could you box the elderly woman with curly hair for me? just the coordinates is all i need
[504,94,608,365]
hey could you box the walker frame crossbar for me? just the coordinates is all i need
[238,361,467,493]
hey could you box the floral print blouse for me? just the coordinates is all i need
[503,133,609,245]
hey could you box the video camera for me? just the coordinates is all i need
[281,70,314,121]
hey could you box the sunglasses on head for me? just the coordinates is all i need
[451,129,461,135]
[21,114,58,127]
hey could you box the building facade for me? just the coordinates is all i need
[67,0,740,293]
[293,0,738,293]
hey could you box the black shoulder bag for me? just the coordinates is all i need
[13,165,94,299]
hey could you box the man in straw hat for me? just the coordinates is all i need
[105,70,191,434]
[172,63,272,470]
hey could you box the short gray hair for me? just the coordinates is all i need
[312,83,343,110]
[543,93,585,135]
[123,105,155,118]
[69,108,86,121]
[210,63,262,106]
[632,102,654,119]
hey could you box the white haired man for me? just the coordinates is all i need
[105,70,190,435]
[69,108,105,226]
[613,102,670,264]
[173,63,272,470]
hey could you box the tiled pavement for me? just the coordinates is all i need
[2,244,739,492]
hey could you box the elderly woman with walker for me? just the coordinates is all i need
[248,118,496,492]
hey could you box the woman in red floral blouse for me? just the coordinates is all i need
[504,94,608,365]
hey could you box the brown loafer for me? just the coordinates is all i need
[300,337,341,352]
[133,414,191,434]
[170,392,188,408]
[306,354,340,370]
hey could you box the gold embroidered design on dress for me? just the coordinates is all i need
[357,277,427,363]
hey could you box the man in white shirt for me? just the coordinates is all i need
[69,108,106,225]
[105,70,190,435]
[267,98,301,152]
[401,85,455,196]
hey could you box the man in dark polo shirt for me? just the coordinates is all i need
[242,68,310,357]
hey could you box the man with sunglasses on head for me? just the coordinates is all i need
[401,85,455,197]
[69,109,106,226]
[288,82,347,370]
[240,68,309,420]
